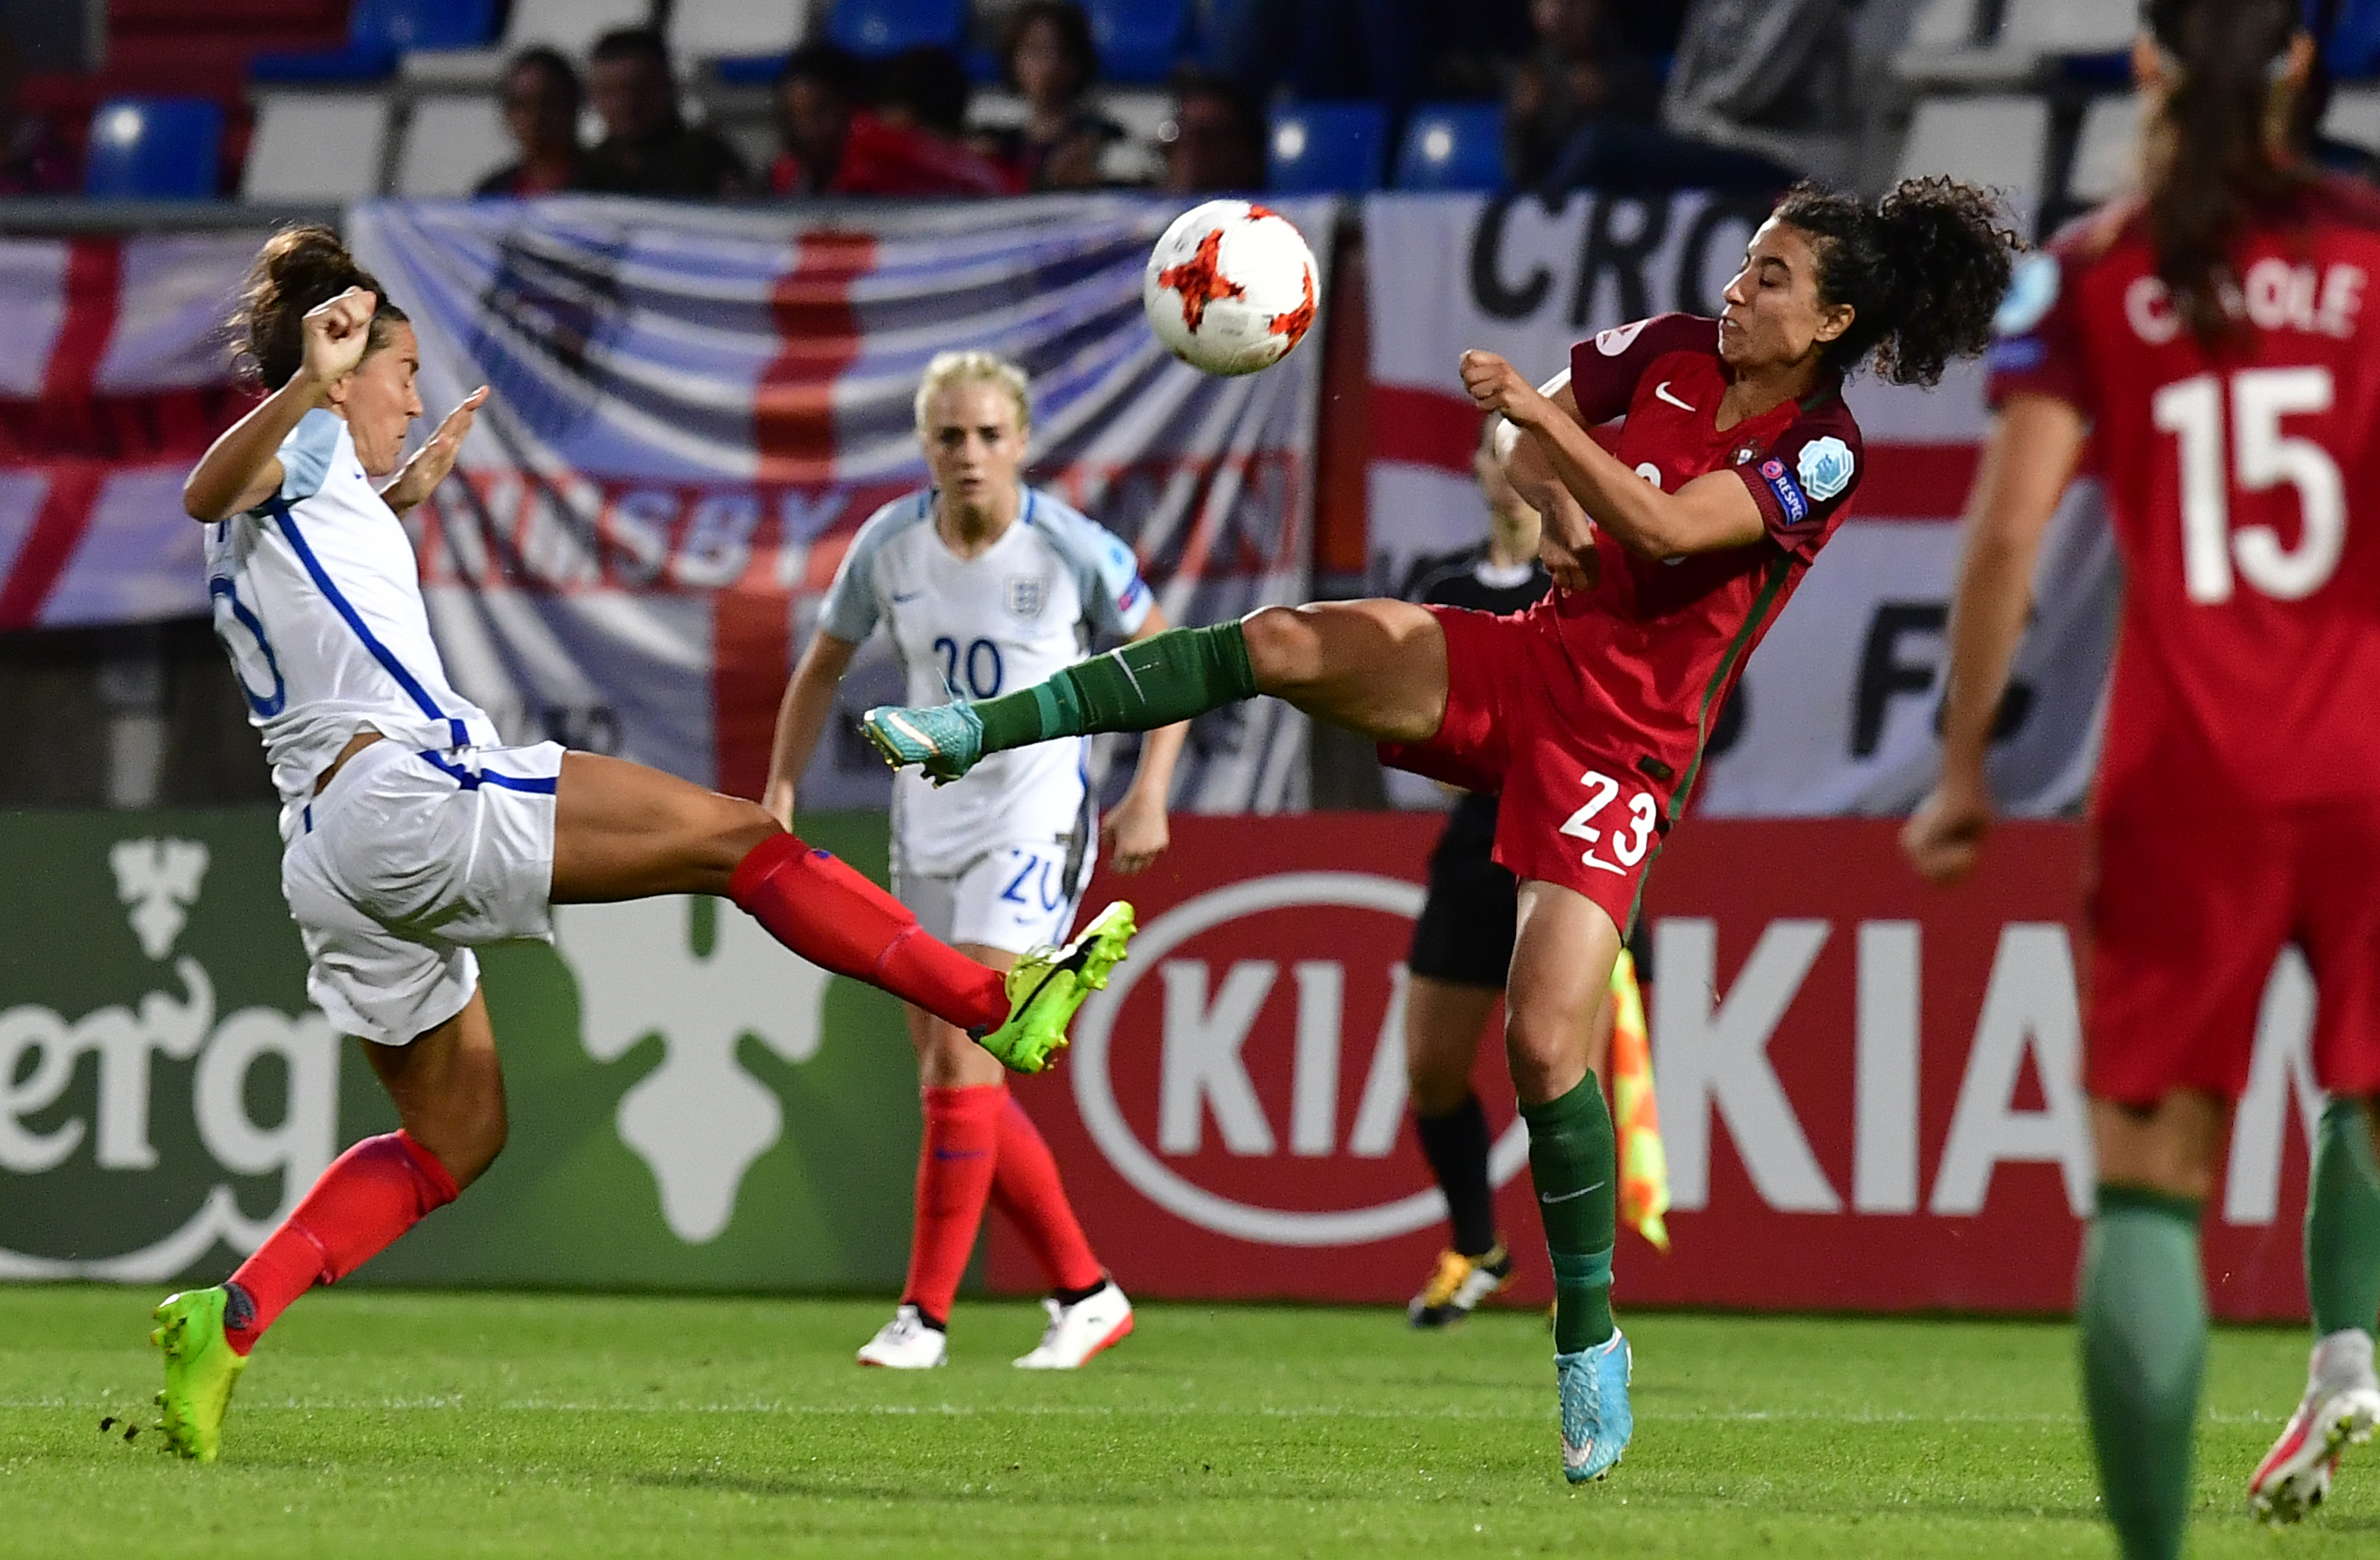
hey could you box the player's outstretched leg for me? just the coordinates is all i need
[2252,1099,2380,1523]
[863,622,1258,781]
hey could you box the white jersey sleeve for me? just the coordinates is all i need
[817,494,932,645]
[1027,495,1154,638]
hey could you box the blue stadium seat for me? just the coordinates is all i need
[84,98,224,199]
[1267,102,1387,194]
[1088,0,1186,85]
[251,0,500,84]
[1394,103,1504,191]
[829,0,967,58]
[2333,0,2380,78]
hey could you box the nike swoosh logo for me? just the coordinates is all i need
[1653,380,1694,412]
[931,1148,989,1160]
[1539,1180,1607,1205]
[892,589,925,602]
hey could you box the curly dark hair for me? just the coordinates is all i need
[230,225,409,390]
[2143,0,2311,344]
[1772,176,2019,388]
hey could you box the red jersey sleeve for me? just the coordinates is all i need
[1985,241,2092,414]
[1732,396,1865,561]
[1569,313,1722,423]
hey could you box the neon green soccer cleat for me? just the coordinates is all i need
[151,1286,247,1463]
[975,901,1136,1073]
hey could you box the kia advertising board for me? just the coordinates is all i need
[990,815,2323,1322]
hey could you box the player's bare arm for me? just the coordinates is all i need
[379,386,491,516]
[1103,602,1188,875]
[761,629,862,829]
[1903,393,2086,886]
[1463,350,1766,557]
[183,285,379,522]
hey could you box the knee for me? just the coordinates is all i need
[1239,606,1317,694]
[698,795,781,879]
[1406,1045,1473,1116]
[1504,1004,1589,1105]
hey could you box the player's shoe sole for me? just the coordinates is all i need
[1559,1330,1634,1484]
[860,700,985,785]
[151,1286,247,1463]
[974,902,1135,1073]
[2250,1384,2380,1524]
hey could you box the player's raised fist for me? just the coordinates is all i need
[298,285,379,389]
[1460,350,1534,420]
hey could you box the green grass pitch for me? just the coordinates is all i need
[3,1286,2375,1558]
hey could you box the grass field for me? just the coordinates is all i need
[3,1287,2375,1558]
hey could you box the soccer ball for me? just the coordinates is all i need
[1142,200,1320,377]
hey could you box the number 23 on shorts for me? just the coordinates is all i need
[1559,770,1656,877]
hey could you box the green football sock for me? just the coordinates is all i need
[972,622,1258,755]
[2307,1099,2380,1339]
[1521,1076,1617,1354]
[2078,1183,2205,1560]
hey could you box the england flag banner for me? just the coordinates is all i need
[1364,191,2116,819]
[347,195,1333,813]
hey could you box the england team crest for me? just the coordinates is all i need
[1007,576,1046,619]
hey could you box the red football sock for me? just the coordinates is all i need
[222,1130,459,1354]
[729,833,1007,1033]
[901,1084,1006,1324]
[990,1091,1104,1294]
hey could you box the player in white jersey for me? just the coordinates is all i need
[146,229,1138,1463]
[764,351,1185,1369]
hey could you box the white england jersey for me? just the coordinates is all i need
[820,486,1153,878]
[203,408,498,836]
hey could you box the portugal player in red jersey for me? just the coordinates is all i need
[861,178,2013,1483]
[1906,1,2380,1550]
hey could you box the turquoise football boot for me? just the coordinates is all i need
[1558,1330,1634,1483]
[860,699,986,785]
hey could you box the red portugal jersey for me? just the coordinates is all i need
[1545,312,1866,802]
[1989,176,2380,808]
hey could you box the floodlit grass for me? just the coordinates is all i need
[1,1286,2372,1557]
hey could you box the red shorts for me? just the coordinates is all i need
[1377,604,1668,935]
[2087,760,2380,1104]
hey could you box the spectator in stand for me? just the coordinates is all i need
[974,2,1121,192]
[580,27,750,199]
[1660,0,1855,183]
[1159,71,1265,195]
[1509,0,1793,194]
[474,47,585,198]
[0,37,75,196]
[1504,0,1662,190]
[770,42,1017,197]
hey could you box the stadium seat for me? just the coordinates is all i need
[1997,0,2132,57]
[2327,86,2380,153]
[829,0,967,59]
[1394,104,1504,192]
[2066,93,2139,206]
[243,94,393,200]
[1267,102,1387,194]
[252,0,500,83]
[1088,0,1187,86]
[395,94,509,196]
[2335,0,2380,79]
[671,0,807,67]
[83,98,224,199]
[1895,94,2049,234]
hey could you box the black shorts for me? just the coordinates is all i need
[1406,796,1518,988]
[1405,794,1659,990]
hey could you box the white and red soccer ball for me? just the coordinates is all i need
[1142,200,1320,376]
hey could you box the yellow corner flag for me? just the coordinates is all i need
[1608,948,1669,1253]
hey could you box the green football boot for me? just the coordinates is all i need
[151,1286,247,1463]
[974,901,1136,1073]
[860,699,985,785]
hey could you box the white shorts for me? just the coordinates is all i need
[281,739,565,1046]
[894,840,1094,957]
